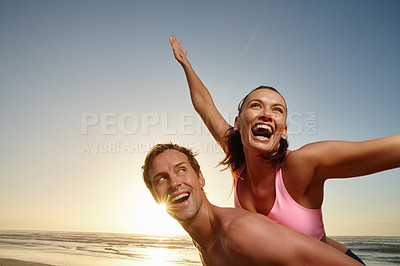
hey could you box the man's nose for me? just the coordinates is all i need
[169,175,182,189]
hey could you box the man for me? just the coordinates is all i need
[142,143,361,265]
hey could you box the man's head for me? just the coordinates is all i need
[143,143,201,189]
[142,143,205,221]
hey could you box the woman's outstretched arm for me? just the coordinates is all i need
[294,134,400,182]
[170,35,231,149]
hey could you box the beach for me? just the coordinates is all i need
[0,230,201,266]
[0,258,52,266]
[1,230,399,265]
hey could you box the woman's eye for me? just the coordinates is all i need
[273,107,284,113]
[250,102,262,108]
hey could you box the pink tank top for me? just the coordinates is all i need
[234,164,325,240]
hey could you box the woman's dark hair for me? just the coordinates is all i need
[219,86,289,178]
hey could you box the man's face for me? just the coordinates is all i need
[148,149,205,222]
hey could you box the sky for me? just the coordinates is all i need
[0,0,399,236]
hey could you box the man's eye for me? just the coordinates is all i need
[178,168,186,173]
[154,176,166,185]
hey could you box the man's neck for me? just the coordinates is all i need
[179,195,216,249]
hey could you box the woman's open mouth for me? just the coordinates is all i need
[252,124,273,140]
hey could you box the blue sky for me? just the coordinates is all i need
[1,0,399,235]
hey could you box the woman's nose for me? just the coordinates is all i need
[259,109,272,121]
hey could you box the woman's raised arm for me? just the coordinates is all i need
[170,35,231,148]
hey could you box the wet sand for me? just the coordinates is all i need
[0,258,53,266]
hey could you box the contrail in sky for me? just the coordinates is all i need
[243,16,265,56]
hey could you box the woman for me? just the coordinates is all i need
[169,34,400,263]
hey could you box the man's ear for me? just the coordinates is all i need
[199,171,205,189]
[234,116,240,131]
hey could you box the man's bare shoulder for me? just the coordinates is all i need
[217,208,276,251]
[213,207,289,265]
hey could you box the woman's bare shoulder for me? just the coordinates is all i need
[284,141,329,167]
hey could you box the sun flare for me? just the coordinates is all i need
[136,192,186,236]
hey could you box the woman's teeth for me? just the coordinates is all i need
[252,124,273,138]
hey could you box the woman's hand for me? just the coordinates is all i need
[168,34,231,147]
[170,34,189,66]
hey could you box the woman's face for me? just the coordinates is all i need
[235,88,287,156]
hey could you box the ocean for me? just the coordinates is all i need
[0,231,399,265]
